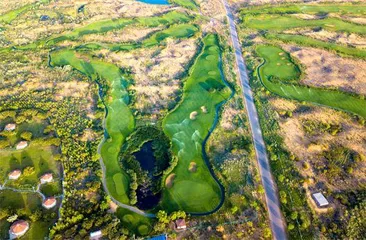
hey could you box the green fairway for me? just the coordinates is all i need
[161,34,231,213]
[77,24,199,51]
[256,45,366,118]
[265,33,366,59]
[49,50,135,204]
[116,207,153,236]
[0,4,33,24]
[241,4,366,16]
[46,11,192,46]
[244,14,366,35]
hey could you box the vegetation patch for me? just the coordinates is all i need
[116,207,153,236]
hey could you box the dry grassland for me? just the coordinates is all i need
[271,97,366,191]
[283,45,366,95]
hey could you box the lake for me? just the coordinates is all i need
[138,0,170,5]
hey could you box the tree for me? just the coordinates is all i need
[20,131,32,141]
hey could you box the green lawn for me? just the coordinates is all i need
[161,34,231,213]
[241,4,366,16]
[244,14,366,35]
[256,45,366,118]
[0,190,55,239]
[0,144,59,187]
[265,33,366,59]
[49,50,134,204]
[0,4,33,24]
[116,207,153,236]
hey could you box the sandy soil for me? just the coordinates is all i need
[271,97,366,190]
[1,0,171,46]
[107,38,198,117]
[0,0,35,15]
[229,0,363,7]
[283,45,366,96]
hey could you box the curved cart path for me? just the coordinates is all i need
[221,1,288,239]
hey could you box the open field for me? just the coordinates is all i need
[256,45,366,118]
[244,14,366,35]
[161,34,232,213]
[170,0,199,10]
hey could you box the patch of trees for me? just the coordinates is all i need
[301,119,342,136]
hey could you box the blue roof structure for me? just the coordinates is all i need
[147,234,167,240]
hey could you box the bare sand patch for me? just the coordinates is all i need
[283,45,366,95]
[165,173,176,188]
[190,111,198,120]
[189,162,197,172]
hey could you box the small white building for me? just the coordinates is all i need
[4,123,16,131]
[312,192,329,207]
[9,220,29,239]
[16,141,28,150]
[42,197,57,209]
[40,173,53,184]
[8,170,22,180]
[90,230,102,240]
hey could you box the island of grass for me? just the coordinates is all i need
[161,34,232,213]
[256,45,366,118]
[116,207,154,236]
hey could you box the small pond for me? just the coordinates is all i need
[133,141,161,210]
[138,0,170,5]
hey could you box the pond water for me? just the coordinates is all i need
[138,0,170,5]
[133,141,156,172]
[133,141,161,209]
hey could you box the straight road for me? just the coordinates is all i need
[221,1,288,239]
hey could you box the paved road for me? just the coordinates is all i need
[221,1,288,239]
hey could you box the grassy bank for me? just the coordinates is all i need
[161,34,231,213]
[256,45,366,118]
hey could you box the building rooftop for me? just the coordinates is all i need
[4,123,16,131]
[90,230,102,239]
[148,234,167,240]
[8,169,21,179]
[40,173,53,181]
[175,218,187,229]
[10,220,29,236]
[42,197,57,209]
[312,192,329,207]
[16,141,28,150]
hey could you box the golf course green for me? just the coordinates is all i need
[161,34,231,213]
[256,45,366,118]
[49,50,134,204]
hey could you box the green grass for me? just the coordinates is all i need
[161,34,231,213]
[116,207,153,236]
[0,190,54,239]
[169,0,198,10]
[241,4,366,16]
[40,181,62,197]
[265,33,366,59]
[0,4,33,24]
[243,14,366,35]
[77,24,199,51]
[256,45,366,118]
[0,145,60,187]
[49,50,135,204]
